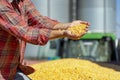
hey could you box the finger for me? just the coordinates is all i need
[83,28,89,32]
[80,21,90,26]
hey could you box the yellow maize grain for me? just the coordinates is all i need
[28,58,120,80]
[68,24,87,36]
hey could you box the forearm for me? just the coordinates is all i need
[53,23,71,30]
[49,29,65,40]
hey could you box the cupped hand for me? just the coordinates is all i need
[65,20,90,40]
[63,30,86,40]
[69,20,90,28]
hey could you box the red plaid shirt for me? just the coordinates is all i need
[0,0,58,79]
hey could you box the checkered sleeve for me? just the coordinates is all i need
[0,4,50,45]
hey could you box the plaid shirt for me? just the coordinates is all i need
[0,0,58,79]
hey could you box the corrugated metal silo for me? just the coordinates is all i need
[77,0,116,33]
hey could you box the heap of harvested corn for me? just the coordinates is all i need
[28,58,120,80]
[68,24,87,36]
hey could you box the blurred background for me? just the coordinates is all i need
[24,0,120,64]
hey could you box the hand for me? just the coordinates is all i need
[53,20,90,30]
[18,63,35,75]
[65,20,90,40]
[51,20,90,40]
[70,20,90,28]
[63,30,85,40]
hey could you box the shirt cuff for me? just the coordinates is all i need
[38,28,51,45]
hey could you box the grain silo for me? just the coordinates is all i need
[77,0,116,33]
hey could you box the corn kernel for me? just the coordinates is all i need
[28,58,120,80]
[68,24,87,36]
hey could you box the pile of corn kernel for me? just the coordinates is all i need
[28,58,120,80]
[68,24,87,36]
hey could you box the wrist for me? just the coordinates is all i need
[59,29,66,38]
[49,29,66,40]
[54,23,71,30]
[63,23,71,29]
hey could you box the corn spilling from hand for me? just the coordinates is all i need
[28,58,120,80]
[68,24,87,36]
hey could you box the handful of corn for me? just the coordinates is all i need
[28,58,120,80]
[68,24,87,36]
